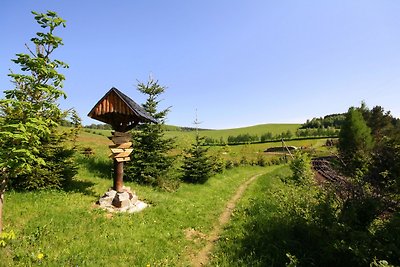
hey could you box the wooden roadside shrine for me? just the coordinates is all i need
[88,87,157,193]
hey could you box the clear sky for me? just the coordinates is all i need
[1,1,399,129]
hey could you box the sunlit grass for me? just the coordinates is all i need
[0,126,330,266]
[2,159,273,266]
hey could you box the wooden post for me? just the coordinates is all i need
[109,131,133,193]
[113,160,124,192]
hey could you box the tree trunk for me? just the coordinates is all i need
[0,176,6,234]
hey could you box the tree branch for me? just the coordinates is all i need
[24,43,36,57]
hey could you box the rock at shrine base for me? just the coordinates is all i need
[97,186,148,213]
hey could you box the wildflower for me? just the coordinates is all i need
[37,253,44,260]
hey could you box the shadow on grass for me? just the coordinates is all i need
[76,155,113,180]
[228,212,351,267]
[63,179,97,197]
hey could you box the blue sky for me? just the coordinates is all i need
[1,1,399,129]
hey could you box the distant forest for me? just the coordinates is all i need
[300,113,346,129]
[82,123,212,132]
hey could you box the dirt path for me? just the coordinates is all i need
[190,173,264,267]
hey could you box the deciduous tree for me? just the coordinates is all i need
[0,11,77,233]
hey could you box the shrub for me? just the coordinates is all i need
[210,154,225,174]
[225,160,234,169]
[289,151,314,186]
[11,144,77,190]
[181,135,213,184]
[240,156,249,166]
[256,154,267,167]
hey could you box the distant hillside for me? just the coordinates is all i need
[198,124,300,139]
[161,125,213,132]
[163,123,301,147]
[82,123,301,147]
[85,122,298,134]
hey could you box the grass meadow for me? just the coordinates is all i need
[82,123,302,148]
[2,164,274,266]
[1,124,331,266]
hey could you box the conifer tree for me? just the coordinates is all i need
[181,117,213,184]
[125,77,176,187]
[338,107,374,177]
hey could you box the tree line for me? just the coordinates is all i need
[204,127,339,145]
[301,113,346,129]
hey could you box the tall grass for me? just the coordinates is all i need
[210,166,399,267]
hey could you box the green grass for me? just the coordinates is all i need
[200,123,300,138]
[209,165,399,267]
[164,123,301,148]
[0,125,332,266]
[76,126,334,165]
[209,166,287,265]
[81,128,112,137]
[209,166,314,266]
[1,155,275,266]
[80,123,305,149]
[208,138,335,163]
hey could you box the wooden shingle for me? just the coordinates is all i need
[88,87,157,131]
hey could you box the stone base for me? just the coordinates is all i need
[97,186,148,213]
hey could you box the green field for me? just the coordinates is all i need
[80,124,334,163]
[1,124,332,266]
[2,147,275,265]
[163,123,301,147]
[82,123,303,148]
[200,123,300,138]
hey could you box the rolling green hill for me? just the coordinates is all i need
[197,123,300,138]
[164,123,301,147]
[79,123,333,164]
[83,123,301,148]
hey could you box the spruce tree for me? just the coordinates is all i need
[181,119,213,184]
[124,77,176,187]
[338,107,374,177]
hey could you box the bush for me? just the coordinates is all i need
[181,135,213,184]
[210,154,225,174]
[289,151,314,186]
[240,156,249,166]
[256,154,267,167]
[225,160,234,169]
[11,144,77,190]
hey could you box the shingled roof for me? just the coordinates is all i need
[88,87,157,131]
